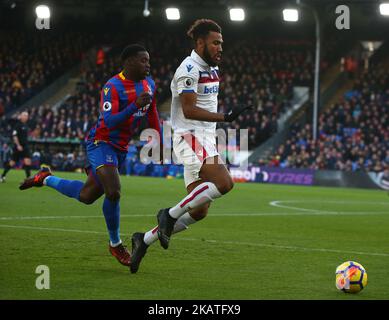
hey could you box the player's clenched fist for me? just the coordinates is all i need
[135,92,152,108]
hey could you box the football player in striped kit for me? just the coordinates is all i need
[19,44,161,268]
[131,19,251,273]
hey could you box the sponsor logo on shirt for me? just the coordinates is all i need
[134,105,150,117]
[106,155,114,163]
[203,85,219,94]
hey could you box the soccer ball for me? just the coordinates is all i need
[335,261,367,293]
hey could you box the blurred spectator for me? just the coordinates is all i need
[0,143,12,169]
[217,39,314,148]
[267,64,389,172]
[0,31,95,113]
[96,47,105,66]
[5,32,363,174]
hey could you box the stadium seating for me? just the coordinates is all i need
[1,30,361,174]
[23,38,316,147]
[0,31,94,114]
[266,63,389,172]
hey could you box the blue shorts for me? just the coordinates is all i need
[85,140,127,176]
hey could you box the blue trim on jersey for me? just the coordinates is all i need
[199,71,211,77]
[106,128,121,146]
[182,89,195,93]
[109,78,126,101]
[132,116,142,130]
[127,102,139,114]
[88,127,96,140]
[130,81,145,129]
[98,78,130,142]
[102,83,112,102]
[131,79,154,130]
[109,77,128,111]
[134,81,144,96]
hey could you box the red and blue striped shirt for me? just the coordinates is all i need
[87,72,161,152]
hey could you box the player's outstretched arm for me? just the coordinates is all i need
[180,92,252,123]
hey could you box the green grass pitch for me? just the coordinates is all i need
[1,170,389,299]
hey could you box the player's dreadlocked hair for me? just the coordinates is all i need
[187,19,222,42]
[120,44,147,62]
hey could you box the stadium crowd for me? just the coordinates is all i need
[0,31,94,115]
[3,28,384,175]
[4,32,190,144]
[218,39,314,149]
[6,37,316,149]
[266,65,389,172]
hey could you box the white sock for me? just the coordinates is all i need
[143,212,197,246]
[43,176,51,185]
[110,239,122,247]
[168,182,222,219]
[143,226,159,245]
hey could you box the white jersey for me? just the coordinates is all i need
[170,50,220,135]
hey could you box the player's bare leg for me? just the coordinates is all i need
[96,165,131,266]
[130,181,210,273]
[78,173,104,204]
[157,156,233,249]
[199,156,234,194]
[20,167,102,205]
[19,165,104,205]
[19,165,129,266]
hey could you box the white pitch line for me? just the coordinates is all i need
[0,224,106,235]
[217,211,389,216]
[0,209,388,221]
[179,238,389,257]
[269,200,329,213]
[0,223,388,258]
[0,214,150,221]
[269,200,389,215]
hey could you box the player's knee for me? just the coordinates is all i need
[79,191,97,205]
[216,177,234,195]
[80,197,96,205]
[190,204,209,221]
[105,189,121,202]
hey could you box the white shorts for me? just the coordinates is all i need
[173,132,220,187]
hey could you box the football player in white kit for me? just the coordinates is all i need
[130,19,251,273]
